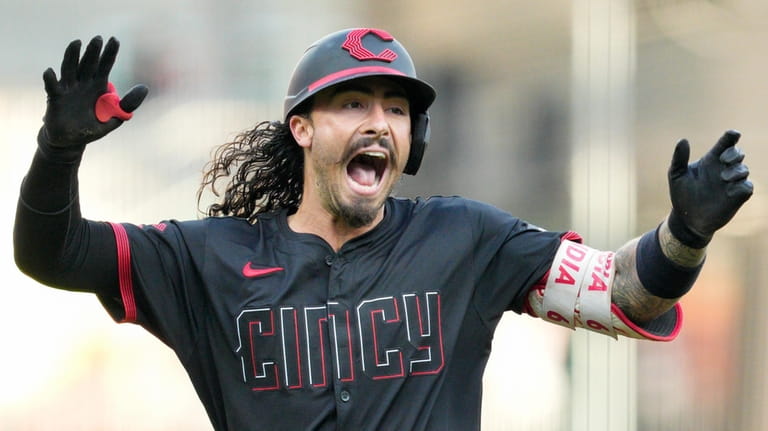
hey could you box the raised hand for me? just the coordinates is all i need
[667,130,754,248]
[41,36,148,149]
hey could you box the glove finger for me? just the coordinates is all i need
[720,145,745,165]
[668,139,690,179]
[60,39,82,89]
[721,163,749,182]
[77,36,103,81]
[102,117,123,134]
[42,67,60,96]
[119,84,149,113]
[726,180,754,200]
[708,129,741,158]
[95,37,120,85]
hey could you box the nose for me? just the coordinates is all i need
[361,102,390,138]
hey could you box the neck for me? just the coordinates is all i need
[288,203,385,252]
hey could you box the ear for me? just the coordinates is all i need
[289,115,313,148]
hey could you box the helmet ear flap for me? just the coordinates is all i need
[404,112,430,175]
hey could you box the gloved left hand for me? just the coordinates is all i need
[667,129,754,248]
[41,35,148,150]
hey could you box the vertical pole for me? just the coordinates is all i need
[569,1,637,430]
[735,234,768,431]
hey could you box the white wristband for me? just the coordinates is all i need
[541,241,595,329]
[527,239,683,341]
[576,250,617,338]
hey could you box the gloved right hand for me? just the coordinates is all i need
[41,36,148,150]
[667,130,753,248]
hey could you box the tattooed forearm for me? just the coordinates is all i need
[658,217,706,268]
[611,237,681,325]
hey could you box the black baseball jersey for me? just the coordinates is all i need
[95,196,565,430]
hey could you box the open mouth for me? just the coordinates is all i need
[347,150,388,190]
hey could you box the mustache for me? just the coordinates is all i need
[341,136,397,166]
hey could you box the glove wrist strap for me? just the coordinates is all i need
[667,209,711,249]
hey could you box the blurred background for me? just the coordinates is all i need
[1,0,766,430]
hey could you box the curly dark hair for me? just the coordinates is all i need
[197,120,304,223]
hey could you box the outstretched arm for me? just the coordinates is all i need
[525,130,752,340]
[14,36,147,291]
[612,218,703,324]
[612,130,753,325]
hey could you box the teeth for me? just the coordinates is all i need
[362,151,386,159]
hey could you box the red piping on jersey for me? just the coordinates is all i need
[109,222,137,323]
[410,293,445,376]
[307,66,407,92]
[339,309,355,382]
[288,308,303,390]
[371,299,405,380]
[313,317,329,387]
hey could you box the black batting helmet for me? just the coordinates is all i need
[284,28,436,175]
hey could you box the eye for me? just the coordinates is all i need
[388,106,408,116]
[386,97,410,116]
[342,100,365,110]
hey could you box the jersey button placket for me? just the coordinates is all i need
[326,254,348,295]
[326,253,353,420]
[339,390,351,403]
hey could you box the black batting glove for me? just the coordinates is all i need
[667,129,754,248]
[40,36,148,155]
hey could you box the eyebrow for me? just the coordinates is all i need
[329,82,409,101]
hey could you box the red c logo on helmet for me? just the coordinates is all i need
[341,28,398,62]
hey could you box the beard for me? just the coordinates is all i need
[314,171,387,229]
[312,136,398,229]
[336,196,380,228]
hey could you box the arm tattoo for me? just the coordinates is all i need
[658,217,706,268]
[611,218,705,325]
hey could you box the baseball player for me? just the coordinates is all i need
[14,28,752,430]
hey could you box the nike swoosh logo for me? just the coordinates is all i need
[242,263,284,278]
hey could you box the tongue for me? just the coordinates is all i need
[348,161,377,187]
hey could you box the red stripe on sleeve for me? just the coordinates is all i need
[108,222,137,323]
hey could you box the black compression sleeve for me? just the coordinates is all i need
[20,130,83,211]
[14,131,119,293]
